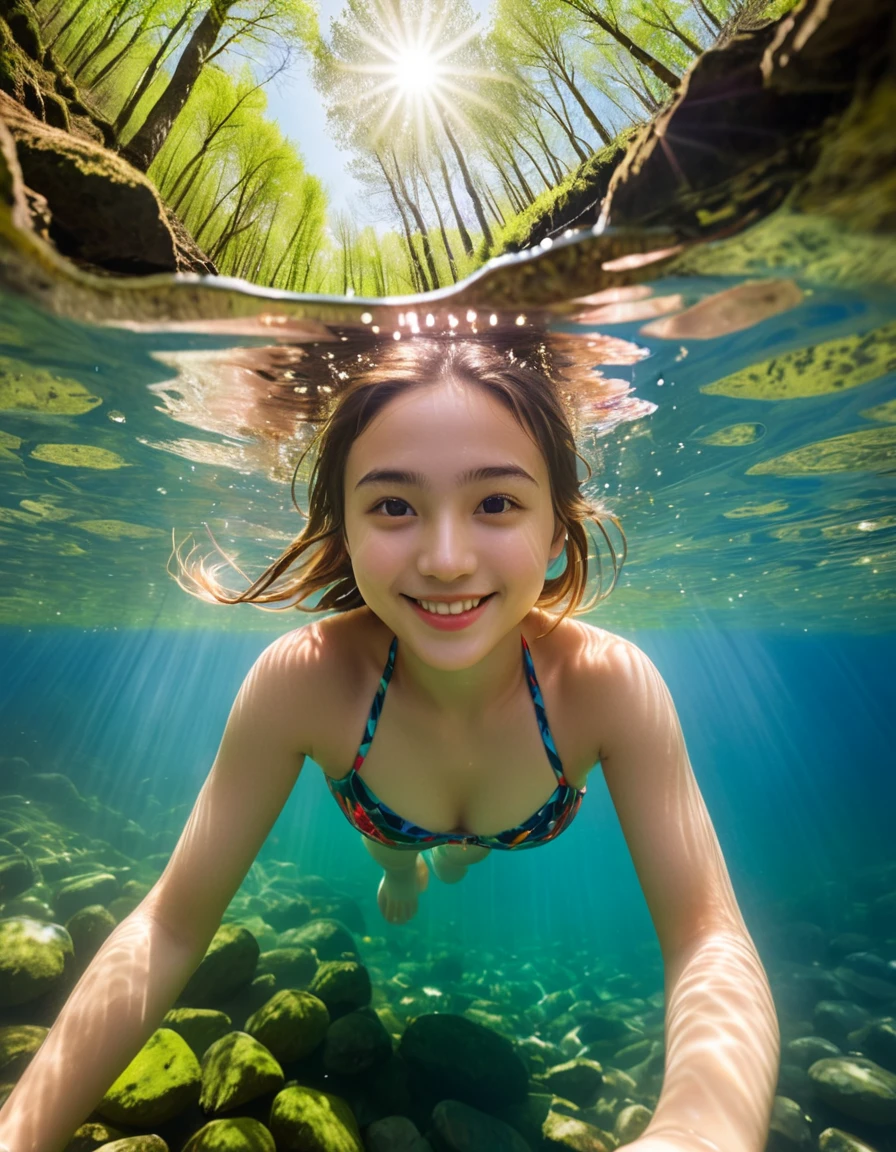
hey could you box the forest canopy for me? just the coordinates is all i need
[32,0,796,294]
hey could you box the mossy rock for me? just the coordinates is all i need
[308,960,370,1016]
[30,443,129,470]
[279,917,356,961]
[163,1007,233,1060]
[54,873,120,920]
[256,947,317,987]
[199,1030,284,1114]
[268,1085,362,1152]
[539,1058,604,1108]
[0,916,74,1007]
[430,1099,532,1152]
[97,1027,201,1126]
[95,1138,168,1151]
[747,426,896,477]
[3,1,42,62]
[0,851,35,901]
[808,1056,896,1124]
[182,1118,275,1152]
[542,1109,614,1151]
[399,1013,529,1110]
[245,988,329,1063]
[62,1121,125,1151]
[65,904,116,964]
[0,1022,47,1079]
[179,923,259,1008]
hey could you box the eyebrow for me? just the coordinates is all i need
[354,464,539,490]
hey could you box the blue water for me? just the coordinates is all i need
[3,627,892,962]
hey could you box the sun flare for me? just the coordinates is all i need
[393,47,439,95]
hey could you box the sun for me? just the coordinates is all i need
[393,47,440,95]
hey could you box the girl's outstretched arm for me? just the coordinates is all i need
[0,629,317,1152]
[593,636,779,1152]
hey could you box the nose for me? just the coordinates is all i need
[416,513,477,582]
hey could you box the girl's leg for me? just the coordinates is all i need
[430,842,491,884]
[362,834,430,924]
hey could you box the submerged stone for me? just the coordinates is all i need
[256,946,317,987]
[808,1056,896,1124]
[268,1084,363,1152]
[179,923,259,1007]
[541,1109,613,1151]
[245,988,329,1063]
[54,873,119,920]
[0,1022,46,1079]
[281,917,357,960]
[400,1013,528,1110]
[98,1027,200,1126]
[199,1030,284,1114]
[364,1116,432,1152]
[0,916,73,1007]
[29,443,129,470]
[0,355,101,415]
[182,1118,276,1152]
[767,1095,813,1150]
[65,904,116,965]
[748,427,896,477]
[540,1059,604,1108]
[818,1128,883,1151]
[322,1008,392,1075]
[62,1121,125,1151]
[162,1007,233,1060]
[308,960,371,1015]
[429,1099,531,1152]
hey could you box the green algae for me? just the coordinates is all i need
[701,423,765,446]
[73,519,160,540]
[0,429,21,449]
[702,322,896,401]
[0,357,101,414]
[30,443,129,469]
[724,500,790,519]
[860,399,896,423]
[747,427,896,476]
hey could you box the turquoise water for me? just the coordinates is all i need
[1,239,895,1144]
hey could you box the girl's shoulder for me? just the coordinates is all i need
[542,616,660,724]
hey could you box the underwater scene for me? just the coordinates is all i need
[1,0,896,1149]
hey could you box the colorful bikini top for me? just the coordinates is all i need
[324,634,585,851]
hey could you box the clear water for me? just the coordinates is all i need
[1,214,895,1142]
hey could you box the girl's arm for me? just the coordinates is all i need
[594,637,779,1152]
[0,630,315,1152]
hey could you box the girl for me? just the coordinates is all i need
[0,332,779,1152]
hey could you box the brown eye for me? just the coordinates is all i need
[377,498,411,517]
[481,495,515,514]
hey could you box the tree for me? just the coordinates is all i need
[123,0,316,171]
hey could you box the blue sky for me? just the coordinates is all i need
[263,0,493,217]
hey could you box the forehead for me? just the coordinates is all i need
[347,379,540,465]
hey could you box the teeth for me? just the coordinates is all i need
[417,597,483,615]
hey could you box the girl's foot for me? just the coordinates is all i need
[377,854,429,924]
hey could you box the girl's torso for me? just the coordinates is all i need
[301,608,608,844]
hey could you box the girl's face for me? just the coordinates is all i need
[343,378,566,669]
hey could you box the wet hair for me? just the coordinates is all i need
[175,332,625,634]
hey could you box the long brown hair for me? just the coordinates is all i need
[175,333,626,633]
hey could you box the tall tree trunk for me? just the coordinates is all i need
[113,9,191,141]
[553,63,612,145]
[482,184,505,228]
[419,164,457,282]
[87,20,147,90]
[436,147,473,258]
[47,0,91,51]
[375,151,429,292]
[561,0,681,89]
[438,115,492,250]
[123,0,236,171]
[389,149,440,290]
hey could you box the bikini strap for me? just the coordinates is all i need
[353,635,398,773]
[354,634,564,782]
[521,635,565,781]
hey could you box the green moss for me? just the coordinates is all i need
[0,357,102,415]
[702,321,896,400]
[747,426,896,476]
[701,423,765,446]
[74,519,160,540]
[268,1085,362,1152]
[99,1027,201,1126]
[183,1118,276,1152]
[485,130,637,260]
[30,444,129,469]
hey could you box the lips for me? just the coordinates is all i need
[403,593,494,630]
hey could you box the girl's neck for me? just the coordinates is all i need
[390,623,531,722]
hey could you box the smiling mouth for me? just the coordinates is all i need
[403,594,494,616]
